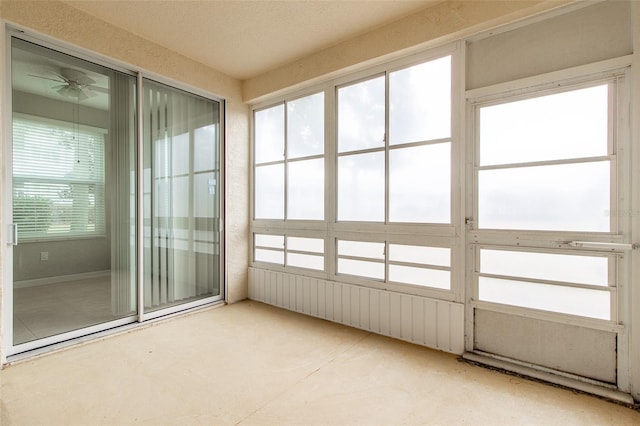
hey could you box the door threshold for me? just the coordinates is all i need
[462,351,635,406]
[4,300,226,367]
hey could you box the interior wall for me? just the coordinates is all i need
[0,0,249,301]
[242,0,573,102]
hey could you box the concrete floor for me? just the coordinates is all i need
[1,300,639,425]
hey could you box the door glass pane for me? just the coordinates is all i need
[479,277,610,320]
[478,161,610,232]
[338,76,385,153]
[338,152,385,221]
[480,249,608,286]
[287,92,324,159]
[479,85,608,166]
[143,78,221,313]
[389,56,451,144]
[288,158,324,220]
[389,143,450,223]
[11,38,137,345]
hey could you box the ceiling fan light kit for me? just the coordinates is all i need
[28,67,106,101]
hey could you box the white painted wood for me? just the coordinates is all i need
[248,267,465,354]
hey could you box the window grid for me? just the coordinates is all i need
[336,239,452,290]
[253,92,325,221]
[336,55,452,224]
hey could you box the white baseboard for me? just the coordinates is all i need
[14,270,111,289]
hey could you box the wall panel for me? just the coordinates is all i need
[249,267,464,354]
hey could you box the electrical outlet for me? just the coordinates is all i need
[40,252,48,261]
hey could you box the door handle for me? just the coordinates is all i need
[7,223,18,246]
[568,241,636,250]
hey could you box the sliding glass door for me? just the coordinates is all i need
[10,38,137,347]
[142,80,222,313]
[6,35,223,355]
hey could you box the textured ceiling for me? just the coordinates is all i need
[63,0,437,80]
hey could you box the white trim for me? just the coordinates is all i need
[628,0,640,402]
[462,351,634,406]
[14,270,110,289]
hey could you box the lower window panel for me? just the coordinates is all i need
[478,276,610,320]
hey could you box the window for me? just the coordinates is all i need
[337,56,451,223]
[251,51,457,293]
[254,92,324,220]
[337,240,451,290]
[254,234,324,271]
[477,249,612,320]
[477,84,611,232]
[12,115,106,239]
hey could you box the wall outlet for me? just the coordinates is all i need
[40,252,48,261]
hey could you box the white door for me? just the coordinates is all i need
[467,68,631,390]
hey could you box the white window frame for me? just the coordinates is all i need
[250,43,464,301]
[465,59,633,374]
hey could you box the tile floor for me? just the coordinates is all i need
[2,300,639,425]
[13,276,121,344]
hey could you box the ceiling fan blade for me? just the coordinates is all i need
[28,74,65,83]
[81,87,99,98]
[61,68,95,86]
[87,85,109,94]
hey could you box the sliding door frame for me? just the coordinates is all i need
[1,25,225,362]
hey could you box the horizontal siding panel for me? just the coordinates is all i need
[247,267,464,355]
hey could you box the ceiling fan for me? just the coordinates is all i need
[28,68,108,101]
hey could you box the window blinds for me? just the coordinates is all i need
[12,115,106,239]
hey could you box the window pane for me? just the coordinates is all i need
[287,253,324,270]
[389,56,451,144]
[338,152,385,221]
[288,92,324,159]
[479,85,608,166]
[338,258,384,280]
[337,240,385,259]
[338,76,385,152]
[12,117,106,239]
[389,244,450,267]
[478,161,610,232]
[255,234,284,248]
[480,250,608,286]
[287,237,324,253]
[255,105,284,164]
[389,143,450,223]
[479,277,610,320]
[194,124,218,172]
[255,248,284,265]
[255,163,284,219]
[288,158,324,220]
[389,265,450,290]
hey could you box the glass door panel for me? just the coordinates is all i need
[11,38,137,345]
[142,79,221,313]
